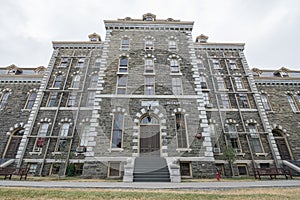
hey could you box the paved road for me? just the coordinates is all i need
[1,180,300,190]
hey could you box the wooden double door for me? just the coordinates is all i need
[140,125,160,156]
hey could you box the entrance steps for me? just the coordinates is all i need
[133,157,170,182]
[0,159,15,168]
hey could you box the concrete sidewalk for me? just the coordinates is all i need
[1,180,300,190]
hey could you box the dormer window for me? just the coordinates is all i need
[145,16,153,21]
[142,13,156,21]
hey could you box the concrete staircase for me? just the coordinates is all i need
[283,160,300,176]
[0,158,15,168]
[133,157,170,182]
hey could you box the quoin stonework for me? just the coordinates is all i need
[1,13,299,182]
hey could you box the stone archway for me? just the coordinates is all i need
[139,114,160,156]
[272,129,293,160]
[3,128,24,159]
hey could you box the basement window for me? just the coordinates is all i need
[180,162,191,177]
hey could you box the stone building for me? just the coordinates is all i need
[1,13,299,181]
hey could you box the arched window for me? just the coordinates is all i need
[169,40,176,50]
[0,92,10,109]
[145,58,154,73]
[111,113,124,148]
[25,92,37,109]
[145,39,153,50]
[57,123,69,151]
[170,59,179,73]
[261,94,271,111]
[80,124,90,147]
[119,57,128,73]
[53,75,62,88]
[71,75,81,88]
[227,124,240,151]
[121,38,129,49]
[35,123,49,148]
[175,113,188,148]
[140,115,159,125]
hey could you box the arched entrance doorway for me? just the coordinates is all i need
[3,128,24,159]
[272,129,292,160]
[139,114,160,156]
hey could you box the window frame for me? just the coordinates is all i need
[76,58,85,68]
[108,162,121,177]
[172,77,182,95]
[145,39,154,50]
[52,75,63,88]
[35,123,49,149]
[0,92,10,109]
[168,40,177,51]
[67,92,77,107]
[47,92,58,107]
[170,59,180,73]
[220,93,231,109]
[80,125,90,147]
[175,113,188,149]
[239,94,250,108]
[261,94,271,111]
[90,74,98,88]
[71,75,81,89]
[145,76,155,95]
[248,124,263,153]
[87,91,95,107]
[94,58,101,68]
[116,75,127,94]
[118,57,128,73]
[144,58,155,74]
[25,92,37,109]
[111,113,124,149]
[287,94,298,112]
[121,38,129,49]
[234,77,244,90]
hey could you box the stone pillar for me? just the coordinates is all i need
[123,157,135,182]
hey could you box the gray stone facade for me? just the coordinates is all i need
[1,14,299,180]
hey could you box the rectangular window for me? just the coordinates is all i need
[87,92,95,107]
[175,113,188,148]
[212,59,220,69]
[71,75,80,88]
[90,75,98,88]
[200,76,207,89]
[197,60,203,70]
[111,113,123,148]
[108,162,120,177]
[238,165,248,176]
[249,124,262,153]
[57,123,69,151]
[67,92,76,107]
[117,75,127,94]
[53,75,62,88]
[234,77,244,90]
[119,58,128,73]
[80,125,90,146]
[28,164,38,174]
[145,59,154,73]
[145,77,155,95]
[25,92,37,109]
[216,77,226,90]
[180,162,191,177]
[77,58,85,68]
[227,124,239,150]
[239,94,249,108]
[121,38,129,49]
[229,60,237,69]
[170,59,179,73]
[220,93,230,108]
[36,123,49,148]
[47,92,58,107]
[172,77,182,95]
[60,58,68,67]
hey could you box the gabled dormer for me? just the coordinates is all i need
[142,13,156,21]
[196,34,209,43]
[88,33,101,42]
[6,64,22,75]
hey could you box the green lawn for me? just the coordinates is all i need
[1,187,300,200]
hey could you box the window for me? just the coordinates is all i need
[47,92,58,107]
[239,94,249,108]
[87,92,95,107]
[227,124,239,150]
[58,123,69,151]
[212,59,220,69]
[238,165,248,176]
[169,40,177,50]
[172,77,182,95]
[234,77,244,90]
[216,77,226,90]
[145,59,154,73]
[121,38,129,49]
[145,77,155,95]
[0,92,10,109]
[249,124,262,153]
[111,113,123,148]
[80,125,90,146]
[53,75,62,88]
[90,74,98,88]
[170,59,179,73]
[28,164,38,174]
[261,94,271,111]
[25,92,37,109]
[145,39,153,50]
[71,75,80,88]
[287,95,298,112]
[60,58,69,67]
[200,76,207,89]
[180,162,191,177]
[297,94,300,105]
[203,92,210,105]
[8,68,16,74]
[220,93,230,108]
[108,162,120,177]
[36,123,49,147]
[67,92,76,107]
[119,57,128,73]
[77,58,85,68]
[116,75,127,94]
[197,60,203,70]
[94,58,101,68]
[175,113,188,148]
[229,60,237,69]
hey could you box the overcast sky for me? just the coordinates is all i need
[1,0,299,70]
